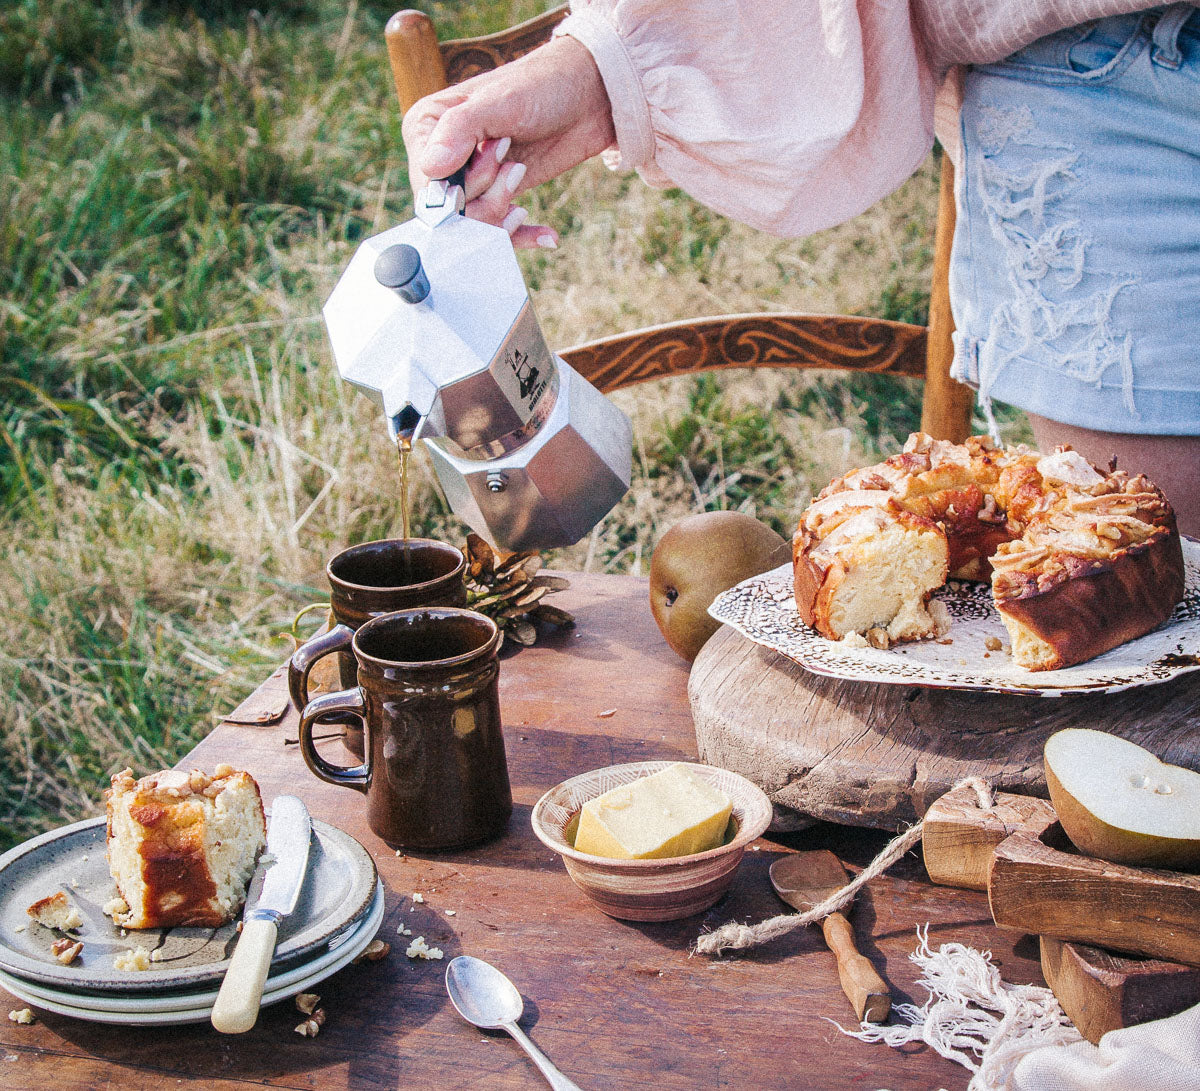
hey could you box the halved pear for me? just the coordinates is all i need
[1044,728,1200,870]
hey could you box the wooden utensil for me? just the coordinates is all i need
[770,851,890,1023]
[1040,936,1200,1044]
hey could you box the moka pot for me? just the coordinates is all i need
[322,178,632,552]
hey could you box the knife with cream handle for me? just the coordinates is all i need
[211,795,312,1033]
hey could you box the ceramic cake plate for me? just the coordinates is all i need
[708,538,1200,697]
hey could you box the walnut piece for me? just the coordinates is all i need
[295,992,321,1015]
[51,938,84,966]
[353,939,391,964]
[294,1008,326,1037]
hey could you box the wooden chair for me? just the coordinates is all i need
[385,6,974,442]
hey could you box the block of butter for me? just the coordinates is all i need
[574,763,733,860]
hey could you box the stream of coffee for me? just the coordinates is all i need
[396,429,414,581]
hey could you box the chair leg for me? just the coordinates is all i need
[386,10,449,115]
[920,157,974,442]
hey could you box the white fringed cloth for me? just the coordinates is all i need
[836,925,1081,1089]
[838,927,1200,1090]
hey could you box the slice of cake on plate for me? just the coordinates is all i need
[105,765,266,929]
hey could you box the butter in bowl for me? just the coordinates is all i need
[531,761,772,921]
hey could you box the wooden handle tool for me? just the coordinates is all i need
[770,851,890,1023]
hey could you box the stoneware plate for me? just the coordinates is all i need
[0,880,384,1025]
[0,879,383,1015]
[708,538,1200,697]
[531,760,772,921]
[0,812,377,993]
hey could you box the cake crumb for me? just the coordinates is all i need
[411,893,424,904]
[27,891,83,931]
[113,947,152,972]
[7,1009,34,1025]
[405,936,443,960]
[103,896,129,919]
[985,635,1003,652]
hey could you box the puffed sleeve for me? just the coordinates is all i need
[555,0,935,237]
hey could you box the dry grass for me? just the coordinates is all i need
[0,1,1027,848]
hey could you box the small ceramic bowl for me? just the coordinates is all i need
[531,760,773,922]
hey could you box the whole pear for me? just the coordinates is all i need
[649,511,790,662]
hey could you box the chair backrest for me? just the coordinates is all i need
[384,7,973,443]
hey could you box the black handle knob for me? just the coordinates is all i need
[374,243,430,304]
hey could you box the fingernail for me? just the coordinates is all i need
[494,137,511,163]
[502,206,529,234]
[504,162,527,194]
[536,233,558,250]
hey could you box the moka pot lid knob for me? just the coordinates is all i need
[373,243,430,304]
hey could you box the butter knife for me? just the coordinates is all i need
[211,795,312,1033]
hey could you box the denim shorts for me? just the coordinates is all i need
[949,4,1200,435]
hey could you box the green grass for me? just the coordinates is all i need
[0,0,1027,850]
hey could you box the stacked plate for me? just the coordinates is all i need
[0,813,381,1025]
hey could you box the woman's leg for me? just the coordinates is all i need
[1027,413,1200,536]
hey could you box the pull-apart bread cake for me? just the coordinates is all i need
[793,433,1185,671]
[105,766,266,928]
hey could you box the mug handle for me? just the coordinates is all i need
[298,688,370,792]
[288,623,355,714]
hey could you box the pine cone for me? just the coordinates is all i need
[461,534,574,648]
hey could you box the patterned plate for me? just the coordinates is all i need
[708,538,1200,697]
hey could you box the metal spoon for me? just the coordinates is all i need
[445,955,584,1091]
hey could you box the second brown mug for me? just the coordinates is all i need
[289,537,467,758]
[297,608,512,851]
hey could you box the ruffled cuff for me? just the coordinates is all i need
[554,9,655,172]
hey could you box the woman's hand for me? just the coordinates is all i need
[402,35,614,249]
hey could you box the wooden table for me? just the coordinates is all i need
[0,573,1049,1090]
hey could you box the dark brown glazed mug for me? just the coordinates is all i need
[288,538,467,758]
[297,608,512,851]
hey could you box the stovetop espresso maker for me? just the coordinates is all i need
[322,177,632,552]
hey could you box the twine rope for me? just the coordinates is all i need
[694,776,995,957]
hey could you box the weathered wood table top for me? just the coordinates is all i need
[0,572,1054,1090]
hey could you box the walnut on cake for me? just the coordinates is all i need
[793,433,1185,671]
[105,764,266,929]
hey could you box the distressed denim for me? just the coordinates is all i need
[950,5,1200,435]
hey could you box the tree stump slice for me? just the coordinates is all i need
[689,625,1200,832]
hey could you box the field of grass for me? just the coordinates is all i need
[0,0,1027,850]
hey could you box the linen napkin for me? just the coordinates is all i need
[1010,1001,1200,1090]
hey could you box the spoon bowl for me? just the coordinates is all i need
[445,954,523,1030]
[444,956,583,1091]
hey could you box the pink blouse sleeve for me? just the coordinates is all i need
[556,0,936,238]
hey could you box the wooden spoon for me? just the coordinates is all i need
[770,851,891,1023]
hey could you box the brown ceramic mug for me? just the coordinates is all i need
[297,608,512,851]
[288,538,467,758]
